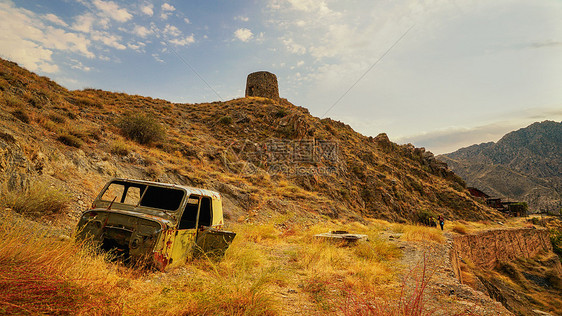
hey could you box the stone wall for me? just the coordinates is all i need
[245,71,279,101]
[452,228,554,271]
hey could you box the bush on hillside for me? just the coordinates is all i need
[219,115,233,125]
[117,113,165,145]
[11,109,30,123]
[415,209,437,227]
[110,140,130,156]
[551,229,562,258]
[57,134,83,148]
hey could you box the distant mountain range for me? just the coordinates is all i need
[438,121,562,212]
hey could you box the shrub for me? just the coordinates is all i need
[48,112,67,123]
[219,115,233,125]
[415,209,437,227]
[274,109,288,118]
[11,109,30,123]
[551,229,562,258]
[57,134,83,148]
[110,140,130,156]
[68,96,102,108]
[118,113,165,145]
[1,182,70,216]
[5,94,25,107]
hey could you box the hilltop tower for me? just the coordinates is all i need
[245,71,279,101]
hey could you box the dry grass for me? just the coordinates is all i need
[1,181,71,217]
[451,222,470,235]
[0,212,126,314]
[0,209,416,315]
[399,225,446,244]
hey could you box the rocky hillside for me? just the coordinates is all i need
[439,121,562,213]
[0,57,500,224]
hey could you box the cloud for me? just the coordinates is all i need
[526,41,562,49]
[234,16,249,22]
[163,24,181,37]
[43,13,68,27]
[133,25,152,37]
[127,41,146,52]
[72,14,96,33]
[152,53,164,63]
[43,26,94,58]
[91,31,126,50]
[397,107,562,154]
[286,0,334,16]
[160,3,175,19]
[140,4,154,16]
[184,17,191,24]
[92,0,132,22]
[397,124,516,155]
[282,37,306,54]
[69,59,91,71]
[161,3,176,12]
[234,28,254,42]
[169,35,195,46]
[0,1,94,72]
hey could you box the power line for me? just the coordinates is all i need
[166,43,223,101]
[321,24,415,118]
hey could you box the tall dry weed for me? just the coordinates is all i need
[1,181,70,217]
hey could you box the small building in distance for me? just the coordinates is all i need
[467,187,527,217]
[468,187,490,199]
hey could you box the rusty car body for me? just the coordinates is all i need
[76,178,236,270]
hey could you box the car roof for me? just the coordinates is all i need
[109,178,221,199]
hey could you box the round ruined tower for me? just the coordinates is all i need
[245,71,279,101]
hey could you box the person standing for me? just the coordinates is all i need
[438,215,444,230]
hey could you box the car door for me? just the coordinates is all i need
[168,195,200,268]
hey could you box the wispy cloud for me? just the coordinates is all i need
[43,13,68,27]
[234,16,249,22]
[527,41,562,49]
[92,0,132,22]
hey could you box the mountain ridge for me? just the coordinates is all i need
[439,120,561,212]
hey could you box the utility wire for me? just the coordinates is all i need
[321,24,415,118]
[166,43,223,101]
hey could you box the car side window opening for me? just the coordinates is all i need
[179,196,199,229]
[199,197,212,227]
[178,196,213,229]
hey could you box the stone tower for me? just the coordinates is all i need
[245,71,279,101]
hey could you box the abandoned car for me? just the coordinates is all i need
[76,178,236,270]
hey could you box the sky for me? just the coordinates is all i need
[1,0,561,154]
